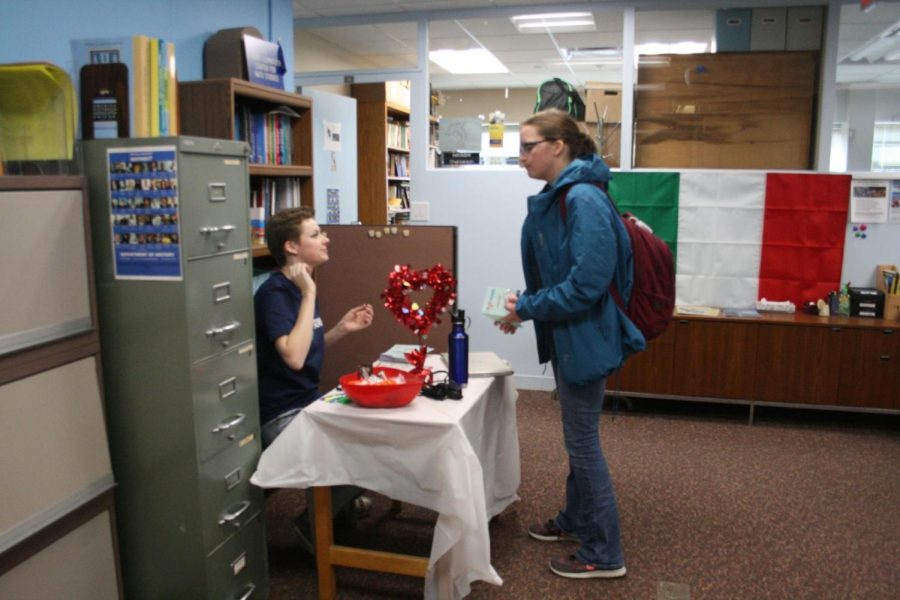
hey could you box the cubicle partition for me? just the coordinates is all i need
[315,224,457,389]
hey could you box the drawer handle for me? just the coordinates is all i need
[880,355,891,361]
[234,583,256,600]
[213,281,232,303]
[218,376,238,400]
[207,321,241,337]
[218,499,252,527]
[199,224,237,235]
[208,182,228,202]
[212,413,246,434]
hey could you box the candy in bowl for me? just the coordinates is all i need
[339,366,426,408]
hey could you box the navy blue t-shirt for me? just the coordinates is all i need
[254,271,325,424]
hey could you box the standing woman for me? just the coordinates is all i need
[497,109,645,579]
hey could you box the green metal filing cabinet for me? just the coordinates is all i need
[82,137,267,599]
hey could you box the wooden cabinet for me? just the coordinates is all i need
[837,327,899,409]
[0,176,121,598]
[671,318,758,399]
[352,82,411,225]
[179,78,314,256]
[612,313,899,413]
[608,324,675,395]
[754,323,842,405]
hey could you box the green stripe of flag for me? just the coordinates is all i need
[608,171,680,262]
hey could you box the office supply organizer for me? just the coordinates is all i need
[0,63,77,174]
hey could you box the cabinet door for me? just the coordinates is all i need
[837,328,899,409]
[609,324,676,395]
[1,188,93,355]
[671,319,758,399]
[754,324,842,405]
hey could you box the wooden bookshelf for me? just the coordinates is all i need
[178,78,314,255]
[352,82,411,225]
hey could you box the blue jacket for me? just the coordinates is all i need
[515,155,645,386]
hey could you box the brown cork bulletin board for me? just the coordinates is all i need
[314,224,457,389]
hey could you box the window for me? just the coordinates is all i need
[872,122,900,171]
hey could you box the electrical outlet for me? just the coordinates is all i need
[410,201,429,221]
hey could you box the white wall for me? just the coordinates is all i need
[421,165,557,390]
[0,0,295,89]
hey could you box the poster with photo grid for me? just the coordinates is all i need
[107,146,182,279]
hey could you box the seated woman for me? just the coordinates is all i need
[254,206,374,552]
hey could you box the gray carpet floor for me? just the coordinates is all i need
[263,390,900,599]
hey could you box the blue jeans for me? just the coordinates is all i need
[553,376,625,569]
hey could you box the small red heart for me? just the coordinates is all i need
[382,264,456,337]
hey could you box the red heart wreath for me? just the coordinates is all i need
[381,264,456,338]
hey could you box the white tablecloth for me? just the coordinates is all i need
[250,358,521,599]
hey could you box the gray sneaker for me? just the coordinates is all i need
[549,554,627,579]
[527,519,580,543]
[353,495,373,518]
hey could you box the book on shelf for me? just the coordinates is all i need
[71,35,177,139]
[249,176,303,243]
[388,153,409,177]
[675,305,721,317]
[387,119,410,150]
[235,104,295,165]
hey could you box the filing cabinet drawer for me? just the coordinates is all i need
[185,251,254,362]
[199,433,264,553]
[205,511,268,600]
[0,510,119,599]
[192,342,260,462]
[0,357,112,545]
[178,146,250,259]
[1,187,93,356]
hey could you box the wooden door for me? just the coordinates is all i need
[671,318,758,399]
[837,327,900,409]
[754,323,842,405]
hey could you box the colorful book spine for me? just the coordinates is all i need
[148,37,160,136]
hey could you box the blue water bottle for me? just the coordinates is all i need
[448,310,469,386]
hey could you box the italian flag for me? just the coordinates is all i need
[609,171,851,309]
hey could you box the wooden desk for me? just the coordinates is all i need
[312,486,428,598]
[251,360,520,599]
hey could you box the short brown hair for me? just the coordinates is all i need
[522,109,597,159]
[265,206,315,266]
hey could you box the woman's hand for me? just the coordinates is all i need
[285,262,315,296]
[495,293,522,335]
[339,303,374,334]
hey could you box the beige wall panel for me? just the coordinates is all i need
[0,512,118,600]
[0,357,111,534]
[0,189,92,354]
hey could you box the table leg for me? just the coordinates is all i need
[313,486,336,599]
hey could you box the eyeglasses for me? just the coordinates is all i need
[519,139,550,155]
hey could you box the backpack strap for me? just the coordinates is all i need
[558,182,626,311]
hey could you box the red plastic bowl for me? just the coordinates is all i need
[339,366,426,408]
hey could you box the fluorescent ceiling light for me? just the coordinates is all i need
[511,12,595,34]
[429,49,508,74]
[844,20,900,62]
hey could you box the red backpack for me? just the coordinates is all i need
[560,183,675,341]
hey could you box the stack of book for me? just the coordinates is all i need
[234,104,298,165]
[71,35,178,139]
